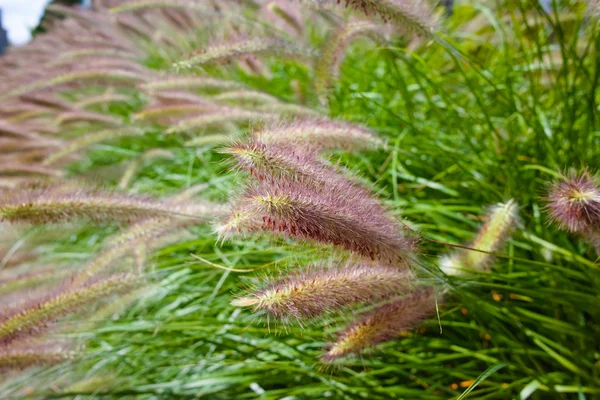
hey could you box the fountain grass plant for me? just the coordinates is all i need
[0,0,599,399]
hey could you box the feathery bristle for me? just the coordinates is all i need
[73,203,222,285]
[263,0,305,37]
[0,269,71,295]
[232,263,414,320]
[46,48,138,67]
[253,103,321,118]
[0,163,62,178]
[75,93,131,108]
[322,288,437,361]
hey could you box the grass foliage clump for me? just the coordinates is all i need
[0,0,599,398]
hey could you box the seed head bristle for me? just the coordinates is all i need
[75,93,131,108]
[133,103,219,124]
[263,0,305,37]
[210,90,281,106]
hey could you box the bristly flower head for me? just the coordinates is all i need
[441,200,518,275]
[219,178,417,263]
[322,287,437,361]
[254,119,384,151]
[586,0,600,20]
[547,171,600,233]
[165,108,280,134]
[141,76,245,92]
[315,20,384,104]
[0,274,137,343]
[0,341,76,371]
[231,263,413,320]
[173,36,315,70]
[262,0,305,37]
[0,183,226,225]
[108,0,214,14]
[222,138,335,186]
[327,0,438,37]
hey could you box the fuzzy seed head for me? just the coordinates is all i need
[315,20,384,103]
[233,263,414,320]
[0,274,137,342]
[173,36,315,70]
[0,184,226,225]
[441,200,518,275]
[255,119,384,151]
[223,139,332,185]
[323,288,436,361]
[547,172,600,233]
[0,341,75,371]
[225,179,417,263]
[335,0,438,36]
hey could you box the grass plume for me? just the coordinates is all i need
[220,179,417,263]
[173,36,315,70]
[0,184,223,224]
[323,288,437,361]
[334,0,438,36]
[232,263,414,320]
[0,274,137,342]
[255,119,383,151]
[315,20,384,103]
[440,200,518,275]
[43,127,146,166]
[0,341,75,371]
